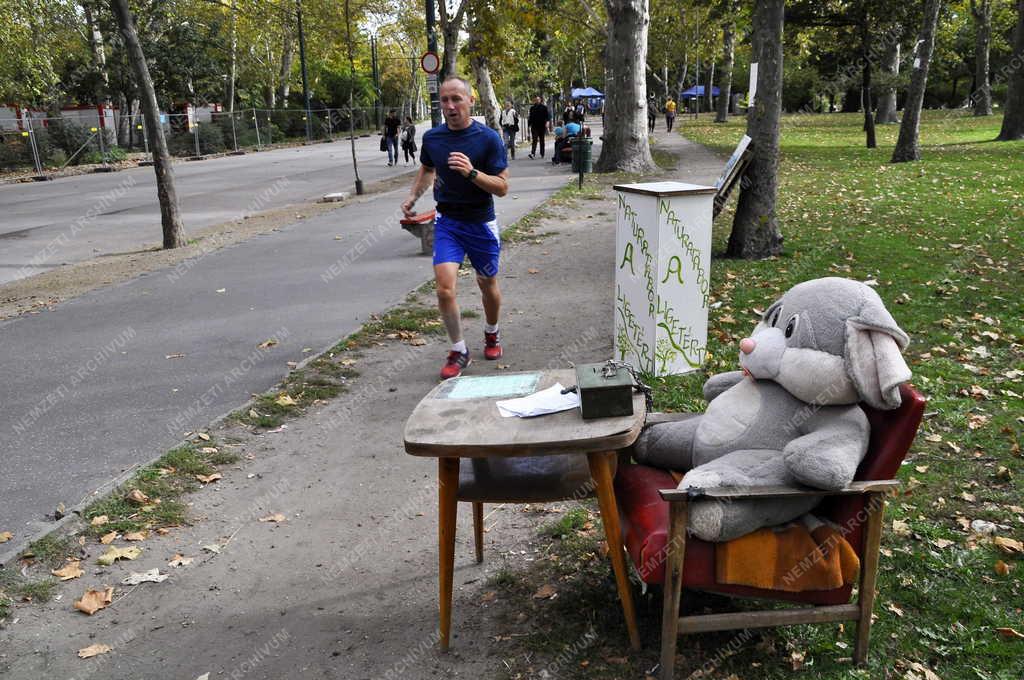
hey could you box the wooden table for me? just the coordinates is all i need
[404,369,646,652]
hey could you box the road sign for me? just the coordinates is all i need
[420,51,441,74]
[427,73,439,94]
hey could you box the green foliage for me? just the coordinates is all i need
[168,123,226,156]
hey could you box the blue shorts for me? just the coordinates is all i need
[433,213,501,277]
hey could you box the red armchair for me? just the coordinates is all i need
[614,384,925,679]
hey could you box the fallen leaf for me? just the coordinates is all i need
[165,353,186,359]
[74,587,114,615]
[121,568,168,585]
[258,513,286,523]
[199,447,218,454]
[480,590,497,603]
[339,359,356,366]
[0,531,11,543]
[203,544,222,554]
[126,489,150,505]
[790,650,805,671]
[892,519,911,536]
[215,288,226,293]
[407,338,427,346]
[904,661,942,680]
[914,465,930,473]
[196,673,211,680]
[168,554,194,567]
[52,561,84,581]
[995,627,1024,640]
[274,394,297,407]
[99,531,119,545]
[527,268,540,274]
[90,516,109,527]
[257,339,278,349]
[994,560,1012,575]
[97,546,142,566]
[993,536,1023,555]
[196,473,222,484]
[961,492,977,503]
[197,432,210,441]
[533,584,557,599]
[967,414,990,430]
[124,531,148,542]
[931,538,954,549]
[77,643,113,658]
[886,602,905,617]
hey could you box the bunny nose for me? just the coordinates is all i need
[739,338,756,355]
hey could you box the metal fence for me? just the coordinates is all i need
[0,106,394,174]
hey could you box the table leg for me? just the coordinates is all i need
[438,457,459,652]
[588,450,641,651]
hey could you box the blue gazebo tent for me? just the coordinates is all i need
[679,85,720,99]
[571,87,604,98]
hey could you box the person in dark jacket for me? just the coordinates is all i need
[527,95,551,159]
[382,110,401,166]
[400,116,417,164]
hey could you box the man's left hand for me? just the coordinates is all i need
[448,152,474,178]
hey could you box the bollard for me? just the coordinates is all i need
[253,108,262,150]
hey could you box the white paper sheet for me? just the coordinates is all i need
[495,383,581,418]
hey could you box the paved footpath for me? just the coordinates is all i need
[0,128,596,551]
[0,128,727,679]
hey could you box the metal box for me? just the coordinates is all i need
[575,362,635,420]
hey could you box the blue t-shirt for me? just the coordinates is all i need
[419,120,508,223]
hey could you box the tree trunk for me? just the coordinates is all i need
[891,0,941,162]
[110,0,185,249]
[971,0,993,115]
[706,62,715,112]
[728,0,784,259]
[716,4,736,123]
[83,2,115,145]
[470,53,501,131]
[116,91,130,146]
[875,38,900,123]
[596,0,657,173]
[841,86,861,112]
[997,0,1024,139]
[277,29,294,106]
[662,63,670,100]
[228,0,237,113]
[861,3,876,148]
[438,1,465,79]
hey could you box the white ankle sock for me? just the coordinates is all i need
[451,340,467,354]
[484,323,499,334]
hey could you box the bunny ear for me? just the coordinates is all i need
[846,322,912,409]
[851,287,910,350]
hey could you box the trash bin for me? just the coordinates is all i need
[571,137,593,173]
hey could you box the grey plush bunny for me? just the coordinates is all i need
[634,277,911,542]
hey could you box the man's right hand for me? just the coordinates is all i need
[401,196,416,218]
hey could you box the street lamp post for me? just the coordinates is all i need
[425,0,441,127]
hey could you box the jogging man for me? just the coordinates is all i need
[401,76,510,379]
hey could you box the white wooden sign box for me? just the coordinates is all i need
[613,181,714,376]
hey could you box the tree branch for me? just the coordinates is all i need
[575,0,608,37]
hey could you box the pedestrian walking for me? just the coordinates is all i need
[499,100,520,160]
[527,95,551,159]
[664,97,677,133]
[401,77,510,379]
[647,96,658,133]
[400,116,417,164]
[383,109,401,166]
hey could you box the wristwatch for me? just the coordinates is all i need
[467,169,479,181]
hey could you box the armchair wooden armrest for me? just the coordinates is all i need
[659,480,900,502]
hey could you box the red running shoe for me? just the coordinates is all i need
[483,331,503,360]
[440,350,471,379]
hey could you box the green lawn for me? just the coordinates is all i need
[496,111,1022,680]
[666,110,1024,680]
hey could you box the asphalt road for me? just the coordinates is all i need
[0,128,595,550]
[0,130,420,286]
